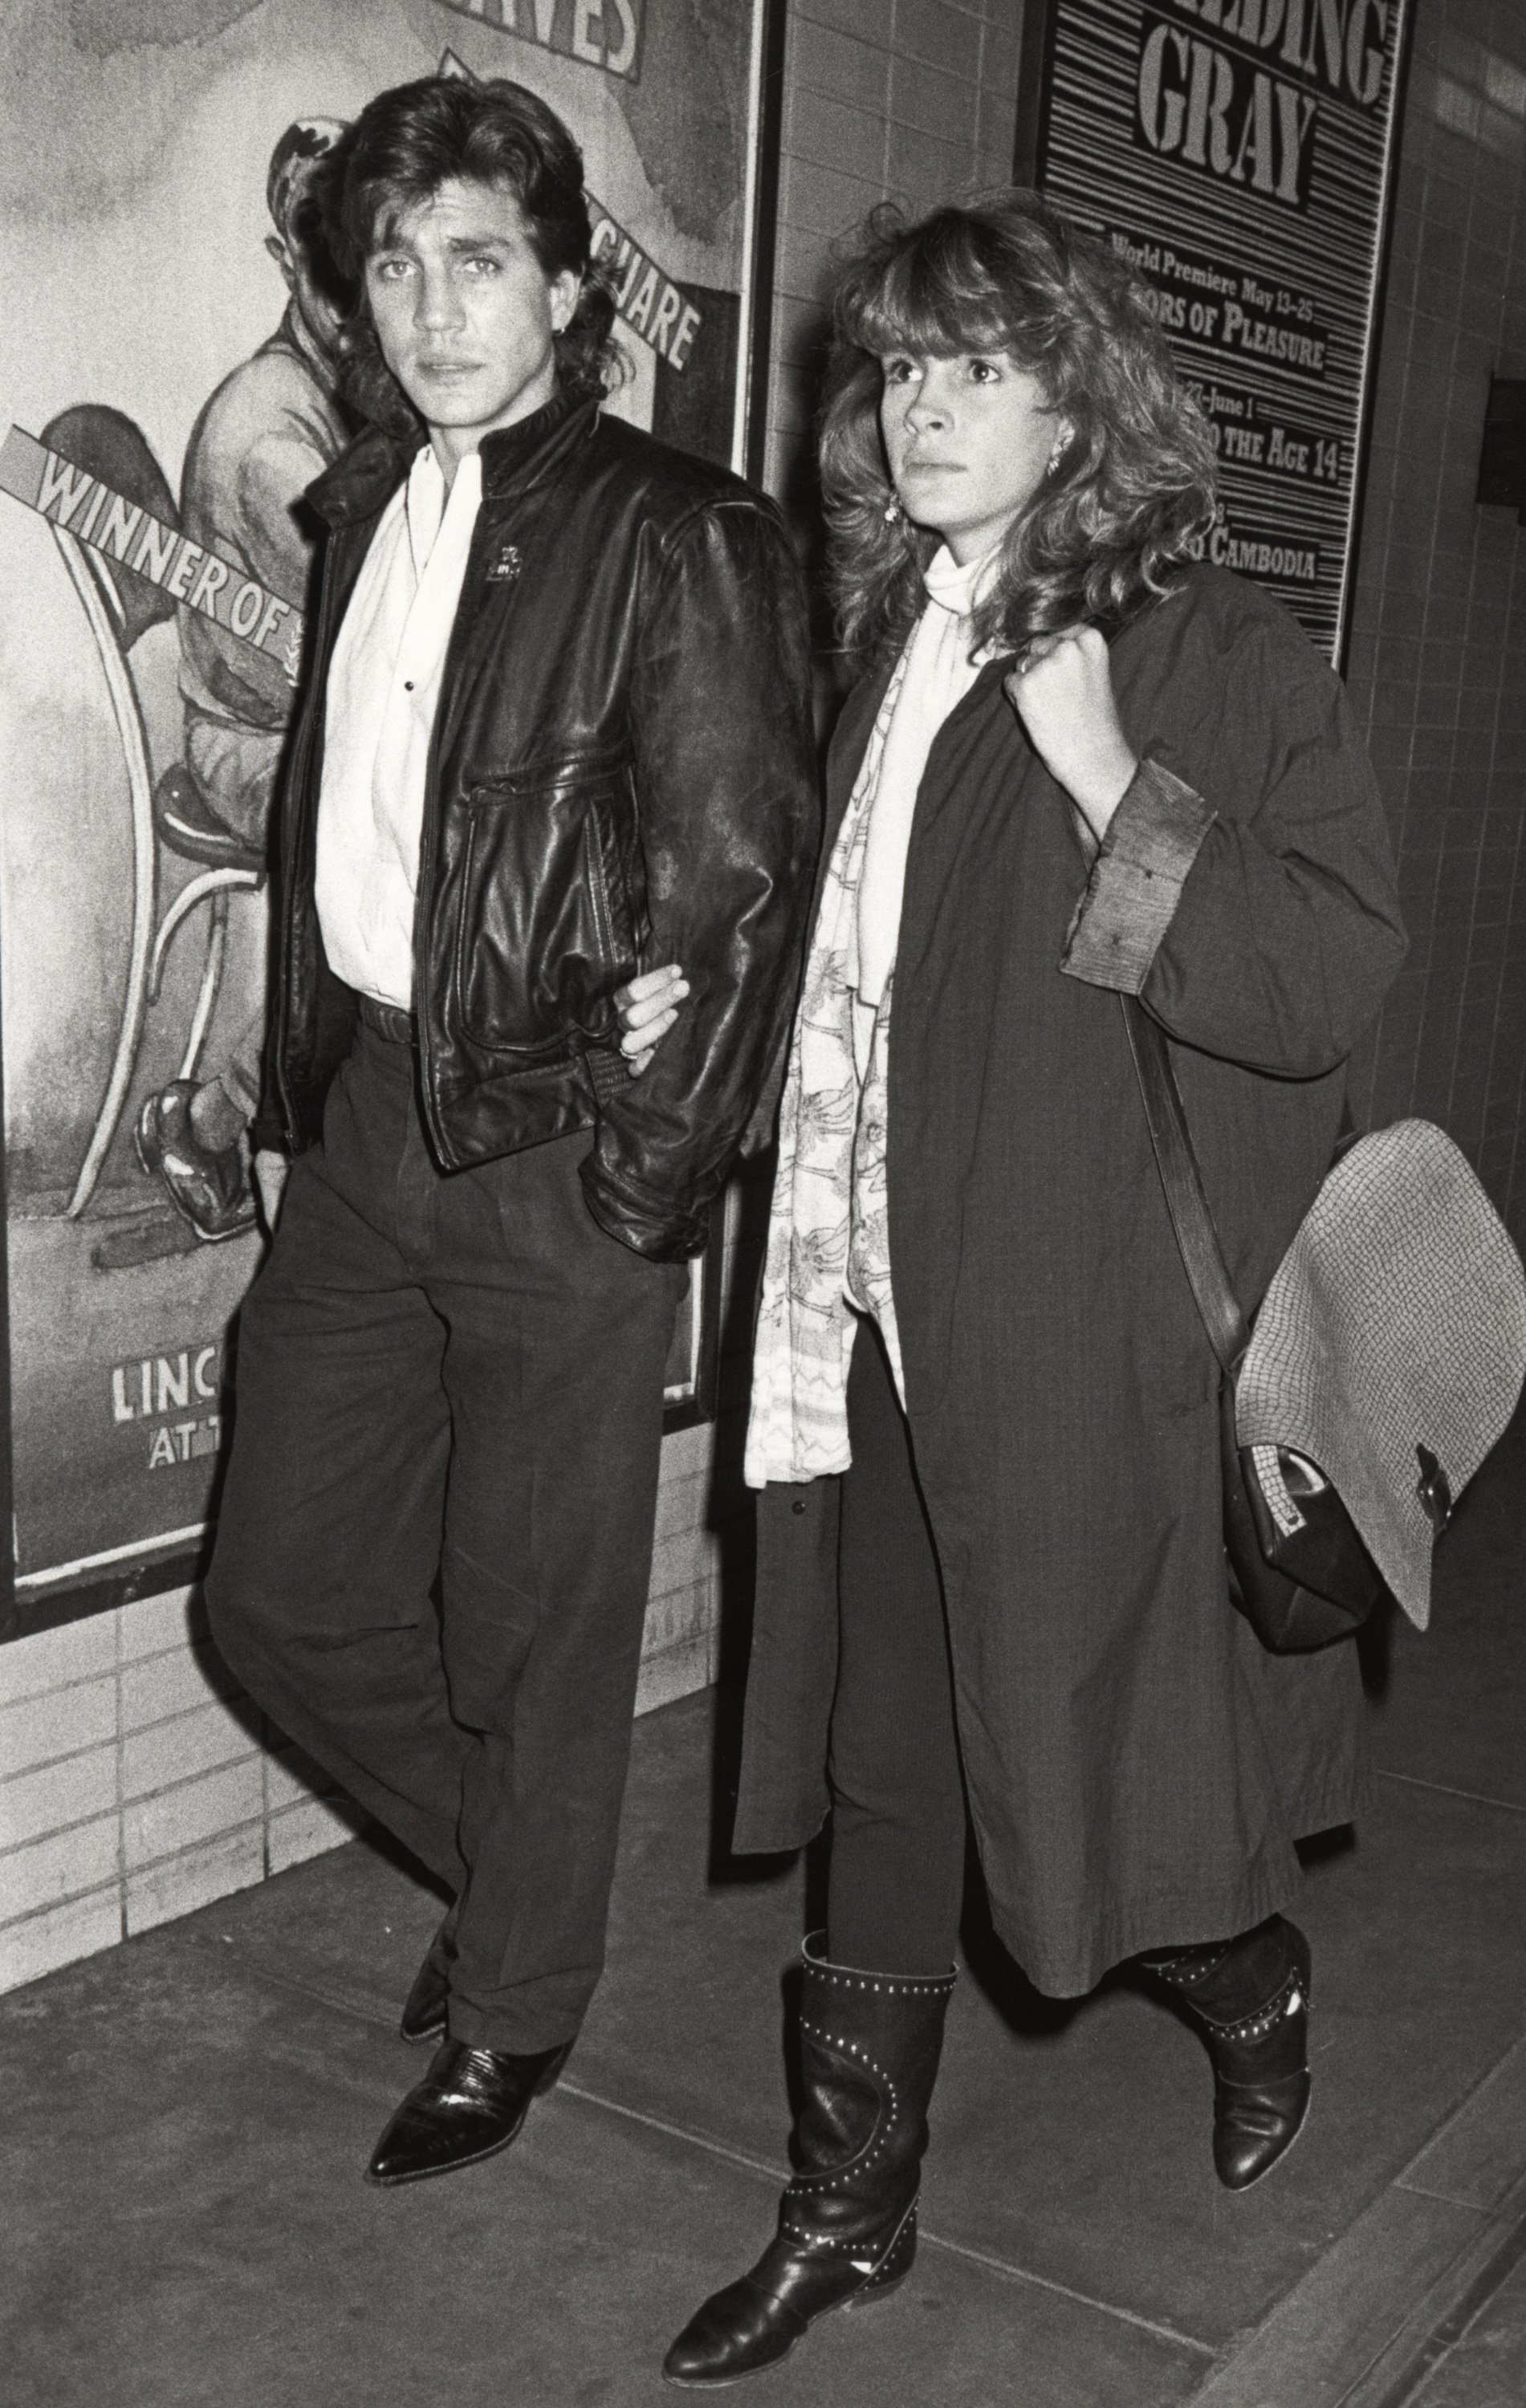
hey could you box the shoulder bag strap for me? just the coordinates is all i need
[1120,995,1249,1375]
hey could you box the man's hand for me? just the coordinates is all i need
[615,964,689,1076]
[254,1148,290,1235]
[1003,625,1139,845]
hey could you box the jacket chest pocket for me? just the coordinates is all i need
[452,764,642,1055]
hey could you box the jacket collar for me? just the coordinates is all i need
[306,387,598,530]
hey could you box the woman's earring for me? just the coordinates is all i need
[882,490,903,525]
[1047,425,1072,475]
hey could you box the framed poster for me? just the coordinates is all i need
[0,0,784,1641]
[1015,0,1413,665]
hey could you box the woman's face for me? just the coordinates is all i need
[879,349,1065,566]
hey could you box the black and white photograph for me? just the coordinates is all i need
[3,1,1525,2402]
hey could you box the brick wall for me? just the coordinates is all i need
[1343,0,1526,1241]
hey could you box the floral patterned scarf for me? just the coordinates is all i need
[746,547,995,1489]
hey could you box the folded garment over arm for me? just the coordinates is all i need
[1060,757,1215,995]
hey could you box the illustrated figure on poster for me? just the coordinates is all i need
[135,117,353,1243]
[205,75,816,2195]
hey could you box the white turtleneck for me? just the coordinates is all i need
[855,543,997,1015]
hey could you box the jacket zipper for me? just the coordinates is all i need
[584,814,621,975]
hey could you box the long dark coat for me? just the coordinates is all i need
[731,565,1407,1997]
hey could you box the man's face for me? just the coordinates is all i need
[364,178,580,464]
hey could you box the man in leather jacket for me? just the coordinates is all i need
[205,75,816,2189]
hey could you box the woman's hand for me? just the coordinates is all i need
[1003,625,1139,844]
[616,963,689,1076]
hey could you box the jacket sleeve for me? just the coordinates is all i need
[580,498,820,1260]
[1060,604,1406,1076]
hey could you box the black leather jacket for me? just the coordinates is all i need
[267,391,818,1260]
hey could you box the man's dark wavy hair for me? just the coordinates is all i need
[322,75,620,435]
[821,192,1218,663]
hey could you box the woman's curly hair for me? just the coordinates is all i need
[821,192,1218,663]
[319,75,622,440]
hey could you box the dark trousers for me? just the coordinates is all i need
[206,1017,684,2052]
[825,1320,969,1977]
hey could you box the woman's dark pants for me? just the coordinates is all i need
[826,1320,968,1977]
[205,1017,683,2055]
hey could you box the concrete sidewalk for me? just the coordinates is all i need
[5,1416,1525,2408]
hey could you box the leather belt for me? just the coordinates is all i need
[357,993,417,1045]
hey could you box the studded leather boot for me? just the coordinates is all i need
[662,1935,956,2387]
[1145,1914,1312,2190]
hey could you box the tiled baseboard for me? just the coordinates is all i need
[0,1428,725,1999]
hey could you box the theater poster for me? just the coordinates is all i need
[0,0,783,1638]
[1016,0,1413,663]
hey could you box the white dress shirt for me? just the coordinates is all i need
[315,445,484,1007]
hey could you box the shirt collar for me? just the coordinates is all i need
[922,540,1002,616]
[307,388,596,530]
[404,444,482,576]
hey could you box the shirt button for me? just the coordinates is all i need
[791,1499,807,1515]
[403,680,414,692]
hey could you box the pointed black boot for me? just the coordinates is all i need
[1146,1914,1312,2190]
[365,2037,572,2185]
[662,1936,955,2388]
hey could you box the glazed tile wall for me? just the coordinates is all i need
[762,0,1022,504]
[1344,0,1526,1239]
[0,1595,342,1991]
[0,1418,722,1995]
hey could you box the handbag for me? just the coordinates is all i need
[1121,995,1526,1652]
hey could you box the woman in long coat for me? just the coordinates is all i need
[625,193,1406,2389]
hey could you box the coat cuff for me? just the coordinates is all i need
[1060,758,1215,995]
